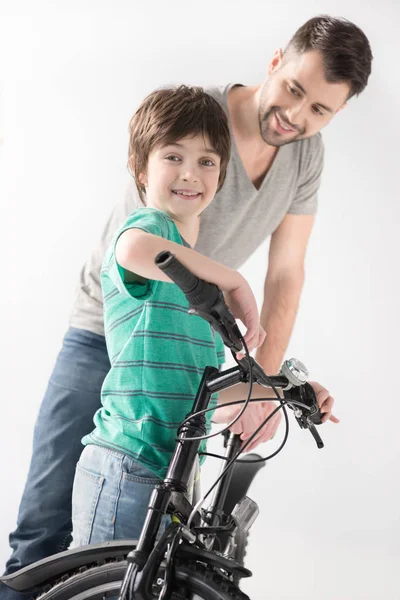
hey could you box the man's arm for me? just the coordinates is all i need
[255,212,315,374]
[215,214,315,450]
[217,214,314,401]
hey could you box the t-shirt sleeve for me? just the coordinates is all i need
[104,209,171,300]
[94,179,143,271]
[287,134,324,216]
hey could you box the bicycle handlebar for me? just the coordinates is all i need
[155,251,324,449]
[155,251,243,352]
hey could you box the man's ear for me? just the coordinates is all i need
[268,48,284,75]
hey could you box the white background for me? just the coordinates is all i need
[0,1,399,598]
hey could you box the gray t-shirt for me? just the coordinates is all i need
[69,84,324,336]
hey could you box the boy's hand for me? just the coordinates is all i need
[224,278,266,354]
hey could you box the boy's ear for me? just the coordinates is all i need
[129,155,147,188]
[138,172,147,187]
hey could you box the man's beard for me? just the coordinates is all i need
[259,106,306,147]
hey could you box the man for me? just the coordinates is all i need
[1,14,372,599]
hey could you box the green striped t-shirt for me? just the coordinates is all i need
[83,208,225,478]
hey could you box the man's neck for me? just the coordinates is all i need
[228,85,261,140]
[227,85,278,188]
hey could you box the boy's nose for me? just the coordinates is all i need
[180,169,199,183]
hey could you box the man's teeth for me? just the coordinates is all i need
[278,117,293,131]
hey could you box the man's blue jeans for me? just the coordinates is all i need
[1,328,110,600]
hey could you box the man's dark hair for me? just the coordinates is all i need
[285,15,373,99]
[128,85,231,203]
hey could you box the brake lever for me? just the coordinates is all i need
[307,421,324,449]
[283,382,324,449]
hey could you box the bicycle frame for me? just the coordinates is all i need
[120,361,289,599]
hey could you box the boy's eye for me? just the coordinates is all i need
[201,159,216,167]
[165,154,180,162]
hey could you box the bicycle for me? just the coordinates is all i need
[1,251,325,600]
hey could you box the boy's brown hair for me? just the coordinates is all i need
[128,86,231,203]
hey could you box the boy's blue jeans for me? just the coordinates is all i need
[1,328,111,600]
[71,444,169,547]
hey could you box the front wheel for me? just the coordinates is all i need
[36,557,250,600]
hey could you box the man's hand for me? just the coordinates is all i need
[213,399,282,453]
[309,381,339,424]
[214,380,338,453]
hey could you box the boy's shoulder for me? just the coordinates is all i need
[120,207,175,237]
[105,207,183,260]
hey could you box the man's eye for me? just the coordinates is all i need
[312,106,323,116]
[289,87,301,97]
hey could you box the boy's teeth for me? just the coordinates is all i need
[174,191,198,196]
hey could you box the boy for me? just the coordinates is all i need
[71,85,266,546]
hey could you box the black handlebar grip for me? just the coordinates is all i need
[155,251,220,309]
[155,251,199,294]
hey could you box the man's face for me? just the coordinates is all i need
[259,49,350,146]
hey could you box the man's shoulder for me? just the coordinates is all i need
[298,132,324,153]
[202,84,237,111]
[294,133,324,173]
[203,84,227,102]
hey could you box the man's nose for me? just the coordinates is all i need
[286,99,307,129]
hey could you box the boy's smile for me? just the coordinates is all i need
[171,188,202,201]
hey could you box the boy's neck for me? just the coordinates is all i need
[172,215,200,248]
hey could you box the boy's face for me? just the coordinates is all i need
[258,49,350,146]
[139,134,221,222]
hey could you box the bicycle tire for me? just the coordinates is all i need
[35,557,250,600]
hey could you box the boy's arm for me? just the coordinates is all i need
[116,229,265,354]
[117,229,241,291]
